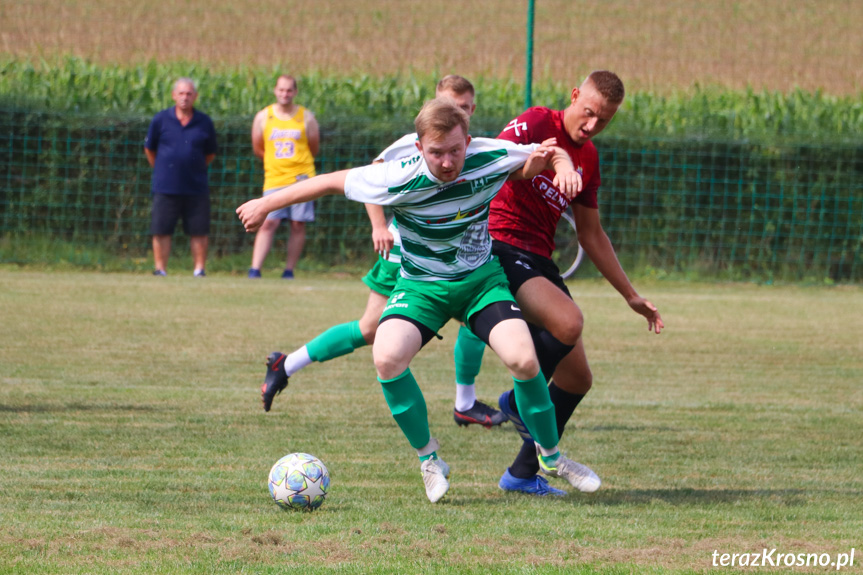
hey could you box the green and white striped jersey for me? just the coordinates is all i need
[373,133,420,265]
[344,137,540,280]
[375,132,419,163]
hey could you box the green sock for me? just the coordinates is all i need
[512,372,559,450]
[540,451,561,467]
[419,452,437,462]
[306,321,367,362]
[378,369,430,450]
[453,325,486,385]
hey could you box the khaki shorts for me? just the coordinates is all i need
[264,178,315,222]
[379,258,515,333]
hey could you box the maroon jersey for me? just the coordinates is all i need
[489,107,600,258]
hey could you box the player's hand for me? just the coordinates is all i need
[372,228,394,259]
[553,169,584,200]
[627,296,664,334]
[522,147,551,177]
[236,198,268,233]
[529,138,559,161]
[523,141,566,180]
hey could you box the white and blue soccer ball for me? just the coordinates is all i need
[267,452,330,511]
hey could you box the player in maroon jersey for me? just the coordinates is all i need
[491,70,664,496]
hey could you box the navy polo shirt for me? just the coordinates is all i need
[145,107,218,195]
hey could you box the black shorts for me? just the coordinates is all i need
[491,240,571,299]
[150,193,211,236]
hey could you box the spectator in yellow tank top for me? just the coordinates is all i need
[248,75,320,279]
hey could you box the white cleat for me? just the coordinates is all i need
[536,448,601,493]
[420,457,451,503]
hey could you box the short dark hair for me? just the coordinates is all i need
[277,74,298,90]
[584,71,625,104]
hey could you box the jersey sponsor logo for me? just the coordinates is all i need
[269,128,302,140]
[532,174,567,213]
[503,119,529,137]
[470,175,496,191]
[532,167,582,213]
[400,155,422,168]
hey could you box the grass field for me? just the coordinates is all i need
[1,270,861,574]
[4,0,862,94]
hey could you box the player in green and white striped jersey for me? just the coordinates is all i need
[347,139,534,279]
[238,98,587,502]
[257,76,503,427]
[370,130,504,428]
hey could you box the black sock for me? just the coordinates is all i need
[507,382,586,479]
[508,441,542,479]
[548,381,585,431]
[528,324,574,381]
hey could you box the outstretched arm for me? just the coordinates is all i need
[237,170,349,232]
[575,206,664,334]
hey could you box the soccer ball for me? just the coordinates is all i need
[267,452,330,511]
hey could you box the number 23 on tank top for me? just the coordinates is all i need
[274,140,295,159]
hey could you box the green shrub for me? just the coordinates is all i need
[2,57,861,281]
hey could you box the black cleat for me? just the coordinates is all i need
[454,400,508,429]
[261,352,289,412]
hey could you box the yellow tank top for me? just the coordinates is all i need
[263,105,316,191]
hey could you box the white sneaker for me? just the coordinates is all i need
[536,447,601,493]
[420,457,451,503]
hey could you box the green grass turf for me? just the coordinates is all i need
[0,270,860,574]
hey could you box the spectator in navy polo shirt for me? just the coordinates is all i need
[144,78,218,277]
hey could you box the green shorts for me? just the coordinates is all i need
[380,258,515,333]
[361,257,401,296]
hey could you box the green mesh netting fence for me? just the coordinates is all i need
[2,107,861,281]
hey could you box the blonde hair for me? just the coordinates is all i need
[414,98,470,141]
[436,75,475,97]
